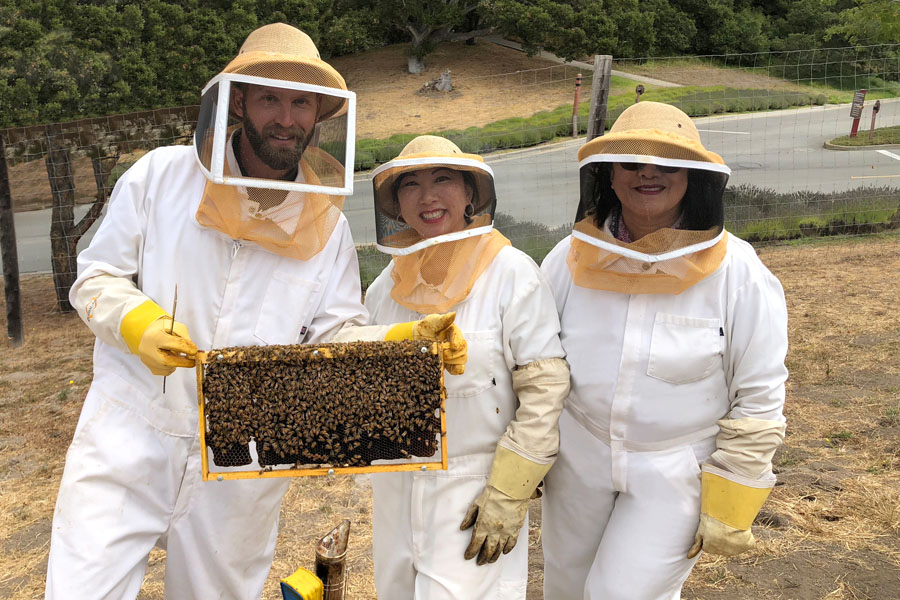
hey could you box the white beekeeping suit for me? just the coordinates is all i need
[45,24,367,600]
[540,101,788,600]
[356,135,570,599]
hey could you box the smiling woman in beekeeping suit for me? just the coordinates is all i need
[44,23,464,600]
[539,101,789,599]
[352,135,570,599]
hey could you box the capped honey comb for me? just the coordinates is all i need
[196,340,446,479]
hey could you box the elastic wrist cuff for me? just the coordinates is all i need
[385,321,415,341]
[121,299,168,354]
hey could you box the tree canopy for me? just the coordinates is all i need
[0,0,892,127]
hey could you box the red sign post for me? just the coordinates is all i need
[849,89,867,138]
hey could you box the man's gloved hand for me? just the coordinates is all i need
[385,312,467,375]
[460,446,552,565]
[137,316,198,376]
[686,466,773,558]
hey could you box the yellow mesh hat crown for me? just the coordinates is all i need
[222,23,348,121]
[578,101,725,166]
[373,135,495,221]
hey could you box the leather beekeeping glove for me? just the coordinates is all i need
[121,300,197,376]
[687,417,786,559]
[460,446,552,565]
[687,465,773,558]
[385,312,467,375]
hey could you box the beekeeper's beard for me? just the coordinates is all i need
[242,112,316,171]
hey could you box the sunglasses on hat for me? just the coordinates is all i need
[618,162,682,174]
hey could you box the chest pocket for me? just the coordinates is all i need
[254,270,320,345]
[647,313,724,385]
[445,330,503,399]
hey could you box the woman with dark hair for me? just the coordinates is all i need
[540,102,788,599]
[362,135,570,599]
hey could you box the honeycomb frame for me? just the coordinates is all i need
[196,340,448,480]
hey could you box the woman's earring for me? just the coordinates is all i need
[464,203,475,218]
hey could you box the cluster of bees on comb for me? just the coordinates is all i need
[200,340,444,469]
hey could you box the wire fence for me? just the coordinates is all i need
[2,45,899,311]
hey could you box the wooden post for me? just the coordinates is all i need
[572,73,583,137]
[586,55,613,141]
[869,99,881,142]
[0,135,24,346]
[315,519,350,600]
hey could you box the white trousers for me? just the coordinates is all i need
[45,387,290,600]
[371,454,528,600]
[541,409,716,600]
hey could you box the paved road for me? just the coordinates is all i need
[6,99,899,274]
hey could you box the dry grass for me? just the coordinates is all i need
[3,234,900,599]
[616,58,815,92]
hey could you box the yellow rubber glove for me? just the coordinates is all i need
[687,467,773,558]
[460,446,552,565]
[121,300,197,376]
[385,312,468,375]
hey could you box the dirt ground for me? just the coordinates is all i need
[2,234,899,599]
[619,58,815,92]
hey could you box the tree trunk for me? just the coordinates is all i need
[408,55,426,74]
[43,127,118,314]
[44,126,77,313]
[0,135,23,345]
[407,24,432,74]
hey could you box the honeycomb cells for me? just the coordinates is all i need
[200,340,444,470]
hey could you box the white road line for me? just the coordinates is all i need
[850,174,900,179]
[697,129,750,135]
[876,149,900,161]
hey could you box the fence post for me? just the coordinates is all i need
[586,55,613,141]
[869,99,881,142]
[572,73,583,137]
[0,135,24,346]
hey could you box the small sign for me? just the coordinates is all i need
[849,89,867,118]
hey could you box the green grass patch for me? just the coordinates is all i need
[828,125,900,147]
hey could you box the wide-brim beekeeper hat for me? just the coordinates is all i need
[373,135,496,223]
[577,100,727,167]
[221,22,348,121]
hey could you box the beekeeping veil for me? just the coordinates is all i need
[372,136,510,313]
[570,101,731,294]
[194,23,356,260]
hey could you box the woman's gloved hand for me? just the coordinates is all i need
[460,485,527,565]
[137,316,198,376]
[460,446,552,565]
[686,466,773,558]
[386,312,467,375]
